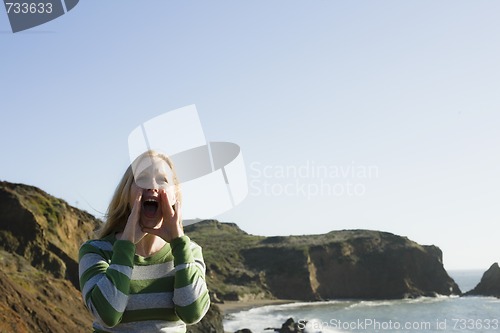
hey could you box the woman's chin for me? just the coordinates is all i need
[140,215,162,229]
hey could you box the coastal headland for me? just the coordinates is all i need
[0,181,470,332]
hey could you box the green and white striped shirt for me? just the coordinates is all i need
[78,234,210,333]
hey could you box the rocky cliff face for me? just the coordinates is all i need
[464,263,500,298]
[186,221,461,301]
[0,181,99,288]
[0,249,92,333]
[0,181,100,332]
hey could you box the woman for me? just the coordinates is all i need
[78,150,210,332]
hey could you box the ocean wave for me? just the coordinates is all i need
[345,295,455,309]
[257,300,350,311]
[346,300,394,309]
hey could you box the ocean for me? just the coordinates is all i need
[223,270,500,333]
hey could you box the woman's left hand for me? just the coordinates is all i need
[141,189,184,242]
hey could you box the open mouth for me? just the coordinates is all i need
[142,197,159,218]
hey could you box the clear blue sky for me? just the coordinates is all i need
[1,1,499,270]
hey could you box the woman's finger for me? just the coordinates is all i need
[174,201,182,222]
[122,191,145,243]
[130,192,142,219]
[160,189,175,218]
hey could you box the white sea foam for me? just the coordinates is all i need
[346,300,393,309]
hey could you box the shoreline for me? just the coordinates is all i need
[216,299,297,315]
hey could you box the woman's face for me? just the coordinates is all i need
[129,156,177,228]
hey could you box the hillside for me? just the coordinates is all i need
[0,181,222,333]
[0,181,100,332]
[0,249,91,332]
[186,220,461,301]
[0,180,461,332]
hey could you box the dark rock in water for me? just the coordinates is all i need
[464,263,500,297]
[235,329,253,333]
[265,318,306,333]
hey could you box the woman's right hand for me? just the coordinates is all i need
[120,191,146,244]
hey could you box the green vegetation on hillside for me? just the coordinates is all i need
[185,220,270,300]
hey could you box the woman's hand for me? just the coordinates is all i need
[141,188,184,242]
[120,191,147,244]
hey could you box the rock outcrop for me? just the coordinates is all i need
[0,249,92,333]
[0,181,101,332]
[186,304,224,333]
[464,263,500,297]
[265,318,306,333]
[0,181,100,288]
[186,221,461,301]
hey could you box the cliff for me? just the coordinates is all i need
[464,263,500,298]
[186,220,461,301]
[0,249,91,333]
[0,181,100,287]
[0,181,99,332]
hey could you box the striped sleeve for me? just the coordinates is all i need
[171,235,210,324]
[78,239,135,327]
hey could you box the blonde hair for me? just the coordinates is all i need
[97,151,182,239]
